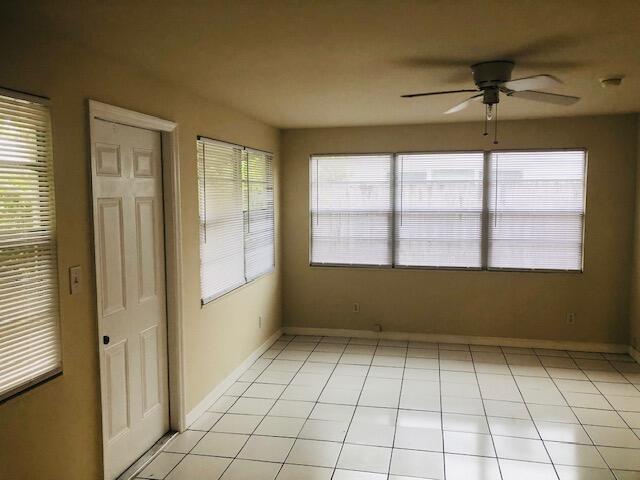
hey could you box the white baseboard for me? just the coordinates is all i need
[630,345,640,363]
[283,326,628,354]
[185,328,283,427]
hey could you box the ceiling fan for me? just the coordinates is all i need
[402,60,580,143]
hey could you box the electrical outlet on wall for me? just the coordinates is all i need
[353,303,360,313]
[258,315,262,328]
[566,312,576,325]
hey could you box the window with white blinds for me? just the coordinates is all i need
[311,154,393,266]
[0,91,62,401]
[395,152,484,268]
[198,140,245,301]
[309,150,586,272]
[487,150,586,271]
[244,149,275,281]
[198,138,274,303]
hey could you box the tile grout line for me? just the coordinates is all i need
[387,340,407,479]
[543,350,622,475]
[511,348,571,480]
[162,334,298,480]
[559,358,631,474]
[471,347,506,480]
[283,335,352,476]
[540,351,617,475]
[270,334,330,479]
[311,340,352,479]
[438,344,448,480]
[590,366,640,440]
[171,334,298,479]
[329,336,377,478]
[211,334,297,479]
[143,335,640,479]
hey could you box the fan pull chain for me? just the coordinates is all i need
[493,103,499,144]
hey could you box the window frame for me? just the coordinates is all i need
[485,147,588,274]
[197,136,275,305]
[393,149,487,271]
[309,152,395,268]
[243,146,276,282]
[0,87,63,403]
[309,148,587,274]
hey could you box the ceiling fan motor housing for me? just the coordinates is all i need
[471,60,515,88]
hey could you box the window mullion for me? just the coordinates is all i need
[481,150,490,270]
[242,148,249,283]
[391,153,397,268]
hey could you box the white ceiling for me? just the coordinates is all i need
[8,0,640,128]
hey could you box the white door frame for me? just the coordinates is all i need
[88,100,186,473]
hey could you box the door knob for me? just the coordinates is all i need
[103,335,110,345]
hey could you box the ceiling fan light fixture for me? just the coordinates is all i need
[486,103,494,120]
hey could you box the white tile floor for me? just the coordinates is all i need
[137,335,640,480]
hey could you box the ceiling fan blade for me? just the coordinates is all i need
[395,57,475,69]
[501,74,562,91]
[401,89,477,98]
[500,34,587,61]
[507,90,580,105]
[445,94,484,114]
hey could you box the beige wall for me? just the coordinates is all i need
[630,116,640,352]
[0,25,281,480]
[282,115,637,345]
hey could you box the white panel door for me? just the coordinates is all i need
[91,119,169,479]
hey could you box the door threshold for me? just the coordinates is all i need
[116,431,177,480]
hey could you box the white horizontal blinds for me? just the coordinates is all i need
[243,149,275,281]
[395,152,484,268]
[487,150,586,271]
[198,139,246,302]
[0,93,61,401]
[311,154,393,266]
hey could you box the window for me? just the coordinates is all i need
[244,149,275,281]
[198,138,274,303]
[311,154,393,266]
[488,150,586,271]
[396,152,484,268]
[310,150,586,272]
[0,90,62,401]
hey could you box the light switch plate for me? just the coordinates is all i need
[69,265,82,295]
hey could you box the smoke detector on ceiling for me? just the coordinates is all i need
[600,76,624,88]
